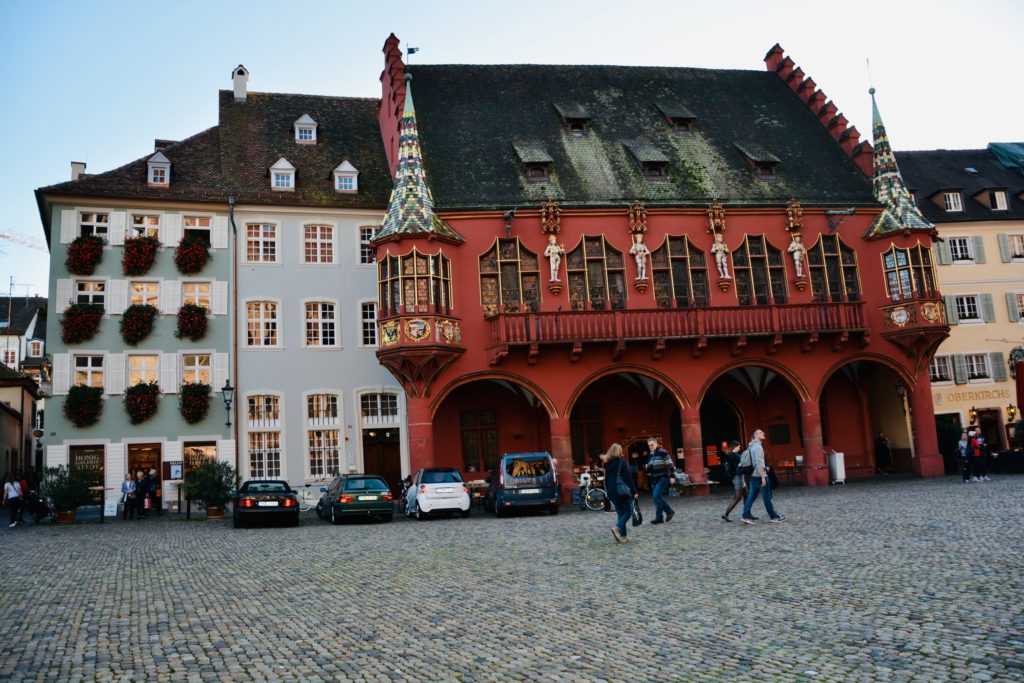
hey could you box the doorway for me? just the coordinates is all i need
[69,445,105,504]
[976,409,1003,451]
[934,413,963,474]
[363,429,401,496]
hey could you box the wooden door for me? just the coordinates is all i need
[363,431,402,495]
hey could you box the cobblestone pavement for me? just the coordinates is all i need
[1,476,1022,682]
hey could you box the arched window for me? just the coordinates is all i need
[651,236,709,308]
[732,235,787,306]
[377,249,452,316]
[882,243,937,301]
[566,237,626,311]
[479,238,541,316]
[807,235,861,302]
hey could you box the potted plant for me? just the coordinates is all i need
[120,303,158,345]
[124,381,160,424]
[63,385,104,427]
[121,234,160,275]
[179,382,211,424]
[183,459,236,519]
[66,234,105,275]
[174,234,210,275]
[40,465,93,523]
[61,303,104,344]
[175,303,208,341]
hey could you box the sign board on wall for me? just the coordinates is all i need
[104,499,118,517]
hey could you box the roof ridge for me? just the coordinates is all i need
[219,89,379,102]
[408,63,764,75]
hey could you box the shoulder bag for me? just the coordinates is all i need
[614,460,632,497]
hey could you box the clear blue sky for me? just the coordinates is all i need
[2,0,1020,297]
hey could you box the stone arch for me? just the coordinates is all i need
[563,364,690,419]
[696,358,810,405]
[430,371,557,419]
[816,353,916,401]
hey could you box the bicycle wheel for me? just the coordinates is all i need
[297,492,314,512]
[584,488,607,512]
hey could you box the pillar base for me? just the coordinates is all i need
[914,452,944,478]
[803,465,829,487]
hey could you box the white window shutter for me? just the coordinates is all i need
[105,353,125,395]
[991,352,1008,382]
[52,353,71,394]
[1007,293,1021,323]
[213,353,229,393]
[56,279,74,309]
[47,444,69,469]
[160,353,179,393]
[997,234,1012,263]
[971,235,986,264]
[60,209,77,244]
[164,441,183,464]
[953,354,968,385]
[106,280,128,315]
[212,281,228,315]
[109,211,127,246]
[980,293,996,323]
[216,439,236,467]
[162,214,182,246]
[105,443,125,507]
[158,281,181,314]
[212,216,229,249]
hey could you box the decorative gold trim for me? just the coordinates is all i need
[405,318,430,342]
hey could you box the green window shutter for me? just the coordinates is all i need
[991,352,1008,382]
[997,234,1012,262]
[944,295,959,324]
[935,241,952,265]
[980,293,996,322]
[971,235,986,264]
[953,354,968,384]
[1007,292,1021,322]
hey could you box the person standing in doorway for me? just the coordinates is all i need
[604,444,638,543]
[958,432,972,483]
[741,428,785,524]
[644,437,675,525]
[4,473,22,528]
[121,474,137,520]
[875,432,893,474]
[135,470,148,517]
[721,441,748,522]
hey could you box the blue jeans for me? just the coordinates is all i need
[613,495,633,537]
[741,475,780,520]
[651,476,674,521]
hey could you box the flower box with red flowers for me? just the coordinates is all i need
[64,385,104,428]
[122,235,160,276]
[120,303,158,346]
[179,382,211,424]
[66,234,106,275]
[124,381,161,425]
[174,234,210,275]
[60,303,104,344]
[176,303,208,341]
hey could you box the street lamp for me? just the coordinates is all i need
[1009,404,1018,423]
[222,380,234,427]
[969,406,978,425]
[894,383,907,413]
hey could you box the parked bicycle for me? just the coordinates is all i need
[578,470,607,512]
[291,479,329,512]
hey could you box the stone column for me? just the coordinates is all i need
[682,406,706,492]
[406,396,434,473]
[909,374,944,477]
[549,416,574,505]
[801,400,829,486]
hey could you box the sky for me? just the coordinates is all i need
[1,0,1020,298]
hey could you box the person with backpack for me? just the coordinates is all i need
[740,428,785,524]
[721,440,749,522]
[644,437,675,525]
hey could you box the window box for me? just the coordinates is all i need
[66,235,105,276]
[174,234,211,275]
[122,235,160,275]
[179,382,211,424]
[175,303,209,341]
[60,303,104,344]
[124,381,161,424]
[120,304,158,345]
[63,385,104,428]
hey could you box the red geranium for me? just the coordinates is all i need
[66,235,105,275]
[64,385,104,428]
[120,304,158,345]
[60,303,104,344]
[124,381,160,424]
[175,303,208,341]
[179,382,211,424]
[122,235,160,275]
[174,234,210,275]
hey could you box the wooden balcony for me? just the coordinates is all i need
[486,301,867,364]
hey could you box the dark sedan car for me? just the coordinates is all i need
[316,474,394,524]
[233,480,300,528]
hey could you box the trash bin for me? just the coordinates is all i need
[827,451,846,485]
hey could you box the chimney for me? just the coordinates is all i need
[232,65,249,102]
[70,161,86,180]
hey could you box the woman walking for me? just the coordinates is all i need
[3,473,22,528]
[603,444,638,543]
[721,440,747,522]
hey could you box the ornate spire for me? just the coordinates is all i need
[865,88,934,238]
[376,75,464,243]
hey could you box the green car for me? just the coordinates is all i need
[315,474,395,524]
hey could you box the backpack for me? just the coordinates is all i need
[723,451,740,478]
[738,449,754,476]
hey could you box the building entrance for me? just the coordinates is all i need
[363,429,401,496]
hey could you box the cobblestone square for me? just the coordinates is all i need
[1,476,1022,682]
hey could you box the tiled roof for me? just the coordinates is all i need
[0,297,46,337]
[894,147,1024,224]
[404,63,876,210]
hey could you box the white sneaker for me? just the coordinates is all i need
[8,522,15,528]
[983,476,991,481]
[971,477,980,483]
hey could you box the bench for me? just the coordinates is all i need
[672,482,719,497]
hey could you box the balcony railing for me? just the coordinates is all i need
[487,302,867,350]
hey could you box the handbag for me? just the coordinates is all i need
[767,467,780,490]
[631,499,643,527]
[614,461,632,497]
[144,496,152,510]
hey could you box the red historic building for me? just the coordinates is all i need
[372,35,948,498]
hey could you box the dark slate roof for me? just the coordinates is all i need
[405,64,875,210]
[0,297,46,337]
[894,147,1024,224]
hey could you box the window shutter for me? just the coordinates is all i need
[52,353,71,394]
[160,353,179,393]
[991,352,1007,382]
[953,354,968,385]
[163,440,183,465]
[980,293,996,322]
[1007,292,1021,322]
[935,241,952,265]
[106,280,128,315]
[162,214,182,246]
[46,444,68,469]
[213,353,229,393]
[971,235,986,264]
[104,443,125,507]
[158,280,181,314]
[997,234,1012,262]
[212,281,228,315]
[943,295,959,324]
[212,216,229,249]
[216,439,236,467]
[60,209,77,244]
[55,279,74,308]
[105,353,125,395]
[109,211,127,246]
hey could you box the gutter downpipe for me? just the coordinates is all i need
[228,196,239,476]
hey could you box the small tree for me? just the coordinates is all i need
[40,466,93,513]
[183,459,236,510]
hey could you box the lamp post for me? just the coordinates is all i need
[222,380,234,427]
[1008,404,1018,423]
[969,406,978,425]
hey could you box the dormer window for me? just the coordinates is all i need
[513,141,553,184]
[943,192,963,212]
[656,102,696,137]
[526,164,550,182]
[147,151,170,187]
[270,157,296,192]
[735,142,780,180]
[554,103,591,137]
[294,114,317,144]
[624,139,670,182]
[991,190,1008,211]
[642,162,668,179]
[333,160,359,193]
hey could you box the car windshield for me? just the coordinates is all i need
[505,456,551,477]
[240,481,290,494]
[421,469,462,484]
[344,478,389,492]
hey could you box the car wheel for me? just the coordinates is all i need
[415,502,425,521]
[315,504,324,520]
[331,509,340,525]
[460,509,471,518]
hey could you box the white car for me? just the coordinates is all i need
[405,468,471,520]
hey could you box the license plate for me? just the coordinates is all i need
[358,495,377,501]
[520,488,540,494]
[436,487,454,493]
[257,501,279,507]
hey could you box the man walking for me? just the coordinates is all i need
[644,437,675,524]
[740,428,785,524]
